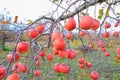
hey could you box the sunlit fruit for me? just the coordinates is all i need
[47,54,53,61]
[89,43,94,48]
[22,65,28,73]
[117,55,120,60]
[59,64,70,74]
[114,21,119,27]
[97,40,105,48]
[59,50,68,58]
[6,73,20,80]
[101,47,107,52]
[35,24,44,34]
[68,49,76,59]
[117,47,120,55]
[105,22,111,29]
[90,71,99,80]
[35,61,40,67]
[78,57,85,64]
[80,15,93,30]
[91,19,100,30]
[34,55,40,61]
[66,32,73,40]
[105,52,110,57]
[7,52,20,63]
[51,31,63,42]
[12,62,24,73]
[39,51,46,57]
[86,61,92,68]
[53,47,59,55]
[34,70,41,77]
[102,32,110,38]
[79,31,86,37]
[0,65,6,79]
[54,63,60,73]
[17,42,30,53]
[65,17,76,31]
[113,31,119,37]
[28,29,39,38]
[79,64,84,69]
[53,38,66,50]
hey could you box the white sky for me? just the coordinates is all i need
[0,0,55,22]
[0,0,120,32]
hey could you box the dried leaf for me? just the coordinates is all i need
[105,8,110,16]
[14,16,18,23]
[73,40,79,46]
[27,20,32,25]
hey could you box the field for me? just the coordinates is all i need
[1,35,120,80]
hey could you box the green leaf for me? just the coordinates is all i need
[105,8,110,16]
[53,0,58,3]
[117,13,120,15]
[99,8,104,15]
[98,15,103,20]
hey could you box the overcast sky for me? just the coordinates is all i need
[0,0,120,32]
[0,0,55,22]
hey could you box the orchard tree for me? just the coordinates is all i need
[0,8,28,50]
[0,0,120,80]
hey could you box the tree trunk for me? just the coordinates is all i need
[1,33,6,50]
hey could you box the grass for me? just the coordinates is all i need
[0,36,120,79]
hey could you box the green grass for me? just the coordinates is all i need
[1,37,120,80]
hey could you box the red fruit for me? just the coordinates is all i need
[34,55,39,61]
[51,31,63,42]
[91,19,100,30]
[17,42,30,53]
[114,22,119,27]
[7,52,20,63]
[28,29,39,38]
[78,57,85,64]
[79,31,86,37]
[0,66,6,79]
[79,64,84,69]
[22,65,28,73]
[59,50,68,58]
[59,64,70,74]
[101,47,107,52]
[53,47,59,55]
[102,32,110,38]
[105,52,110,57]
[105,22,111,29]
[39,51,46,57]
[86,61,92,68]
[117,47,120,55]
[66,32,73,40]
[90,71,99,80]
[35,61,40,67]
[54,63,60,73]
[117,55,120,60]
[89,43,94,48]
[65,17,76,31]
[97,40,105,48]
[35,24,44,34]
[113,31,119,37]
[12,62,24,73]
[47,54,53,61]
[80,16,93,30]
[34,70,41,77]
[68,50,76,59]
[53,38,66,50]
[6,73,20,80]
